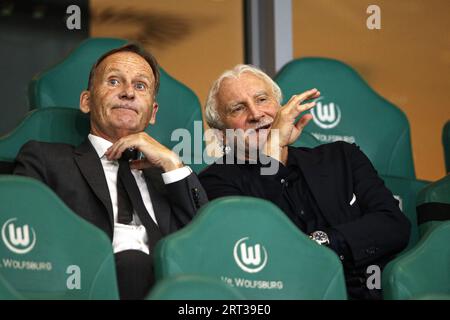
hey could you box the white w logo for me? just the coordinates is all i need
[240,243,261,266]
[317,102,336,123]
[233,237,268,273]
[8,224,30,247]
[311,98,342,129]
[1,218,36,254]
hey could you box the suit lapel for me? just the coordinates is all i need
[74,139,114,229]
[290,147,338,226]
[142,168,171,235]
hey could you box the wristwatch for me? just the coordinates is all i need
[309,231,330,246]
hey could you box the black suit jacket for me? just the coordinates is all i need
[199,141,410,268]
[14,139,208,241]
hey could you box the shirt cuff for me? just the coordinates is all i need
[161,166,192,184]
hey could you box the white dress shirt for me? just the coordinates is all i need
[88,134,192,254]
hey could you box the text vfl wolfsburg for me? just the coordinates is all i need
[234,278,283,290]
[2,258,52,271]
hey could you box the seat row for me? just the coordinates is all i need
[0,175,448,299]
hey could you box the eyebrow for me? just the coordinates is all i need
[253,90,268,98]
[226,90,270,111]
[226,100,244,109]
[104,69,152,82]
[134,73,152,83]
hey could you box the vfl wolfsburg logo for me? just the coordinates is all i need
[1,218,36,254]
[233,237,268,273]
[310,97,342,129]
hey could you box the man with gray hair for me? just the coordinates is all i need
[199,64,410,300]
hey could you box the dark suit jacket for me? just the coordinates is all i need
[14,139,208,241]
[199,141,410,268]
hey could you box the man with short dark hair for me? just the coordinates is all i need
[199,64,410,300]
[14,43,207,299]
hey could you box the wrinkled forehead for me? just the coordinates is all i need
[97,51,155,81]
[217,72,273,105]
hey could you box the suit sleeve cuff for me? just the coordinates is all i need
[161,166,193,184]
[327,228,353,264]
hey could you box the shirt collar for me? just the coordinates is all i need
[88,134,113,159]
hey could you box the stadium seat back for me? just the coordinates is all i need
[0,108,89,162]
[382,221,450,300]
[147,274,245,300]
[409,293,450,300]
[28,37,127,109]
[416,175,450,236]
[381,175,429,249]
[275,57,415,178]
[147,67,205,173]
[0,273,24,300]
[0,176,119,299]
[0,108,89,173]
[154,196,347,299]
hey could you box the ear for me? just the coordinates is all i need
[80,90,91,114]
[148,102,159,125]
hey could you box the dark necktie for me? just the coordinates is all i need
[116,148,163,249]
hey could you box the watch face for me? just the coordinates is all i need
[312,231,329,245]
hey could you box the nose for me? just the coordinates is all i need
[119,83,135,100]
[247,103,263,122]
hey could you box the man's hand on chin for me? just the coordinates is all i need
[104,132,184,172]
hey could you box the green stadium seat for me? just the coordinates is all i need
[410,293,450,300]
[150,67,205,173]
[275,58,415,179]
[0,175,119,299]
[0,108,89,173]
[443,121,450,174]
[291,131,321,148]
[416,174,450,236]
[382,221,450,300]
[153,196,347,300]
[27,37,206,172]
[0,273,24,300]
[147,274,245,300]
[381,175,430,249]
[28,38,127,109]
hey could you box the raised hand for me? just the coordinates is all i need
[264,88,320,164]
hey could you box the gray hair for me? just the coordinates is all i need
[204,64,283,130]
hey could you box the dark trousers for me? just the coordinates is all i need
[345,265,384,300]
[346,277,382,300]
[114,250,155,300]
